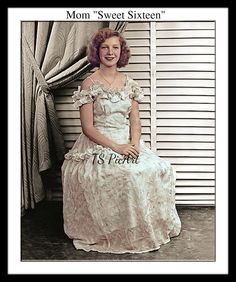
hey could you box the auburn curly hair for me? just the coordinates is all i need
[87,28,131,68]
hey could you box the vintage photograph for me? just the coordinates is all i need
[8,7,228,275]
[21,19,215,260]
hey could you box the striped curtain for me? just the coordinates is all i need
[21,21,111,211]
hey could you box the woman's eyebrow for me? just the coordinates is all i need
[101,44,120,46]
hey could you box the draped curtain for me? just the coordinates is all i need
[21,21,128,211]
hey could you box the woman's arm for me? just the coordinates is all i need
[80,103,117,150]
[79,78,139,158]
[129,100,141,151]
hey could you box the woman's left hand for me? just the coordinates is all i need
[130,142,140,154]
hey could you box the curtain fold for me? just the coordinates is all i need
[109,22,128,33]
[21,21,128,210]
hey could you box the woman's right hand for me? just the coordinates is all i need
[112,144,139,159]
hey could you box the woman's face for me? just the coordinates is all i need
[99,36,121,67]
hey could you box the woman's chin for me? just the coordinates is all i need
[102,60,118,67]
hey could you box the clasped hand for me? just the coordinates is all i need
[113,143,139,159]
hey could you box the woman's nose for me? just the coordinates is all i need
[107,48,113,54]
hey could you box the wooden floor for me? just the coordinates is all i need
[21,201,215,262]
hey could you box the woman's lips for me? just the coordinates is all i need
[105,57,115,61]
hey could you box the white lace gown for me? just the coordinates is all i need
[62,75,181,254]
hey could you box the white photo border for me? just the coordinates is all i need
[8,7,228,274]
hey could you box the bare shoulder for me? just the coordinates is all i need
[81,75,95,90]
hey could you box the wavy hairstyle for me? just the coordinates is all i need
[87,28,131,68]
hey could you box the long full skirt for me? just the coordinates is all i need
[62,133,181,254]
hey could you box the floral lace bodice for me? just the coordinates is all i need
[72,75,144,130]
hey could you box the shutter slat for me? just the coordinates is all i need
[156,142,215,149]
[165,157,215,165]
[156,46,215,54]
[157,134,214,142]
[157,38,215,46]
[157,127,215,134]
[156,104,215,111]
[156,30,215,38]
[156,111,214,118]
[157,150,214,157]
[173,164,215,172]
[156,22,215,30]
[156,119,214,127]
[157,87,215,95]
[156,79,214,87]
[156,54,215,63]
[156,63,215,71]
[157,96,214,103]
[157,71,215,79]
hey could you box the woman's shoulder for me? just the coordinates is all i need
[126,75,141,87]
[81,75,96,91]
[72,75,96,109]
[125,75,144,102]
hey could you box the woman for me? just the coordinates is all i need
[62,28,181,254]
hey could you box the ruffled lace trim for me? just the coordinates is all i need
[72,76,144,108]
[64,144,120,162]
[129,80,144,102]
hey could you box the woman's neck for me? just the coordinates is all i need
[99,65,118,77]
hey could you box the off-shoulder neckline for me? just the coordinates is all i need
[87,74,129,94]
